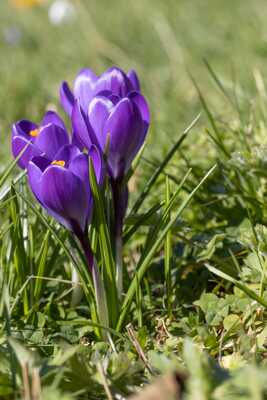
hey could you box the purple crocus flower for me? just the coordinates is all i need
[11,111,69,169]
[27,142,109,329]
[72,93,150,180]
[71,92,149,298]
[60,66,140,117]
[61,66,150,299]
[27,144,103,235]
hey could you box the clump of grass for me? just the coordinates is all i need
[1,70,267,398]
[1,1,267,399]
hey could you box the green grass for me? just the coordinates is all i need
[2,0,267,399]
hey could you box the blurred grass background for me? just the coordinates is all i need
[1,0,267,163]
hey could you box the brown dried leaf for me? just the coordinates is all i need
[129,372,186,400]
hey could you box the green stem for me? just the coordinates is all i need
[111,180,128,300]
[115,234,123,299]
[75,226,109,339]
[92,258,109,338]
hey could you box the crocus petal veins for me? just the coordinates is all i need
[51,160,66,167]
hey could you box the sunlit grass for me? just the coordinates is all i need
[1,1,267,399]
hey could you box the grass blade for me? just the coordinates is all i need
[203,58,236,109]
[129,113,201,214]
[14,188,91,286]
[117,164,217,331]
[123,202,163,244]
[190,74,230,158]
[89,158,118,327]
[164,176,172,316]
[140,168,191,264]
[0,145,29,189]
[205,263,267,308]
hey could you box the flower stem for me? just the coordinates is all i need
[74,225,109,339]
[71,266,83,307]
[111,180,128,300]
[91,258,109,336]
[115,231,123,299]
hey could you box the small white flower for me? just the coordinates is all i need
[48,0,75,25]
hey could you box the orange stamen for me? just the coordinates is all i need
[30,128,40,137]
[51,160,65,167]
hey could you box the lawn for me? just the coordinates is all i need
[1,0,267,399]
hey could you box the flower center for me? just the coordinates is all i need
[29,128,40,137]
[51,160,65,167]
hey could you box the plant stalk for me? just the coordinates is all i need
[111,180,128,300]
[74,225,109,339]
[115,233,123,299]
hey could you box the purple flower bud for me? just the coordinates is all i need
[72,94,150,180]
[127,69,140,91]
[93,67,134,100]
[11,111,69,169]
[60,66,141,116]
[60,68,97,116]
[27,144,103,233]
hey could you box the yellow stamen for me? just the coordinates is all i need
[30,128,40,137]
[51,160,65,167]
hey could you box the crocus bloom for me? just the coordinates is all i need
[72,93,150,180]
[60,66,141,117]
[12,111,69,169]
[71,91,149,300]
[62,66,150,300]
[27,144,103,234]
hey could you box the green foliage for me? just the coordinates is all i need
[2,1,267,398]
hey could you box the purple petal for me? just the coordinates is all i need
[104,98,144,179]
[94,66,133,98]
[95,89,113,98]
[89,145,105,186]
[41,166,89,231]
[88,96,114,150]
[71,129,84,150]
[128,92,150,125]
[95,90,120,105]
[30,155,51,172]
[27,156,50,201]
[35,124,69,160]
[71,100,93,150]
[60,81,75,117]
[73,68,97,112]
[127,69,140,91]
[12,136,42,169]
[28,157,77,229]
[128,91,150,136]
[53,144,81,167]
[12,120,37,140]
[69,153,89,185]
[41,111,66,131]
[107,94,121,104]
[69,152,93,225]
